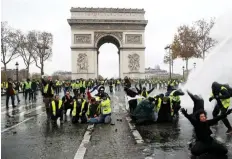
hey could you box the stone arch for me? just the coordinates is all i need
[95,33,122,77]
[94,32,122,49]
[68,7,147,79]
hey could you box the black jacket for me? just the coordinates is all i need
[187,91,204,114]
[183,112,227,143]
[41,79,54,98]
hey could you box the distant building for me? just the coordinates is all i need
[145,66,182,79]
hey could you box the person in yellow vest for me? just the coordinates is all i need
[24,78,32,101]
[87,97,100,123]
[95,86,111,124]
[62,91,74,116]
[55,80,60,95]
[80,79,86,97]
[72,93,88,124]
[41,76,54,119]
[209,82,232,134]
[51,95,63,123]
[5,78,16,109]
[153,94,164,122]
[135,84,154,99]
[169,89,184,118]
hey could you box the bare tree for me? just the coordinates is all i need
[171,25,199,73]
[1,22,19,75]
[33,31,53,75]
[12,30,36,78]
[194,18,218,60]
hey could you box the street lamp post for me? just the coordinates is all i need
[15,62,19,91]
[164,45,172,80]
[182,66,185,80]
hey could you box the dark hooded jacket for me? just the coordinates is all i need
[182,110,228,143]
[187,91,204,114]
[211,82,231,107]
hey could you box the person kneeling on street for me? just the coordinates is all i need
[72,93,88,124]
[131,97,156,125]
[181,108,232,157]
[62,91,74,116]
[51,95,63,124]
[95,86,111,124]
[87,97,100,123]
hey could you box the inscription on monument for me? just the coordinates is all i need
[125,34,142,44]
[72,24,145,30]
[128,53,140,71]
[77,53,89,71]
[74,34,91,44]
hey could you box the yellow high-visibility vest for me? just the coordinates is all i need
[51,100,62,116]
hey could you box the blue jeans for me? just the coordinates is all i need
[99,114,111,124]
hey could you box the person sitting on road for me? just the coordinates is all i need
[95,86,111,124]
[87,97,100,123]
[62,91,74,116]
[72,93,88,124]
[51,95,63,124]
[181,108,232,157]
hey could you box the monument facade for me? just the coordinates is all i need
[67,7,148,79]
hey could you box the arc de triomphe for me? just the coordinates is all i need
[67,7,148,79]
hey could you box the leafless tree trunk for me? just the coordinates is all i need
[1,22,19,78]
[195,18,218,60]
[13,30,36,78]
[32,31,53,76]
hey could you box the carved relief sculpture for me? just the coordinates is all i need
[128,53,140,71]
[125,34,142,44]
[77,53,88,71]
[74,34,91,44]
[94,32,123,44]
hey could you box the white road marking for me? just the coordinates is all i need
[8,105,43,117]
[1,99,43,112]
[1,112,45,133]
[126,117,144,144]
[1,102,42,115]
[74,124,95,159]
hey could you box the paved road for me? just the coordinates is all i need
[1,89,145,159]
[1,88,232,159]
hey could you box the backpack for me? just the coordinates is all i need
[223,84,232,97]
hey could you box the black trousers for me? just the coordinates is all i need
[213,104,232,129]
[6,95,15,107]
[129,99,137,114]
[63,104,73,115]
[25,89,32,101]
[191,140,228,156]
[72,114,87,124]
[51,110,63,121]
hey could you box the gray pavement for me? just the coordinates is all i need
[1,88,232,159]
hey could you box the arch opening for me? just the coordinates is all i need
[96,35,120,78]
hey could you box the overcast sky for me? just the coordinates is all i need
[1,0,232,78]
